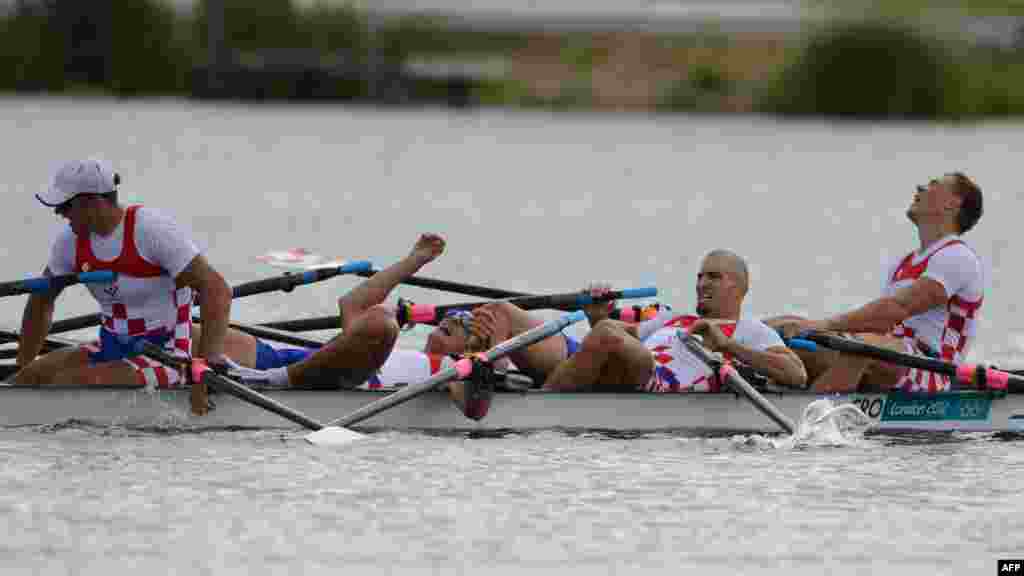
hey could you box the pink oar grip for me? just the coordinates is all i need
[956,363,975,386]
[408,305,437,324]
[454,358,473,379]
[986,368,1009,391]
[191,358,210,383]
[719,364,738,381]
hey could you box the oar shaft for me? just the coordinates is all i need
[49,263,372,334]
[681,333,796,434]
[228,261,372,300]
[137,342,324,431]
[328,310,586,428]
[406,287,657,325]
[225,321,324,349]
[354,268,529,299]
[796,332,1022,392]
[259,316,339,332]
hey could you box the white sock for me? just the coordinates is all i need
[267,366,290,387]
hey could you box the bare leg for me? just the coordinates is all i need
[47,360,149,386]
[13,347,90,385]
[813,333,907,393]
[285,305,398,386]
[543,320,653,392]
[192,324,259,367]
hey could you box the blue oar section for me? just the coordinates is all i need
[0,270,117,297]
[786,338,817,352]
[229,260,374,299]
[295,261,373,286]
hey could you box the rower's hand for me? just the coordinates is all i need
[775,318,828,341]
[409,233,446,267]
[467,306,502,352]
[687,319,731,353]
[582,283,614,326]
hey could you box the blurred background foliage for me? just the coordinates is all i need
[0,0,1022,118]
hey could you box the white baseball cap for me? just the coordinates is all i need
[36,158,120,207]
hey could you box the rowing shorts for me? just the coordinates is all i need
[254,340,316,370]
[82,327,183,389]
[563,333,580,357]
[894,338,951,393]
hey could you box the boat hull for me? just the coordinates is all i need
[1,386,1021,434]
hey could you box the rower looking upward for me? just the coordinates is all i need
[15,158,232,387]
[543,250,807,392]
[771,172,985,393]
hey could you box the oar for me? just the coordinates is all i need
[259,249,531,300]
[0,271,116,298]
[400,287,658,325]
[680,332,797,434]
[225,321,325,349]
[47,261,374,335]
[261,288,658,332]
[305,310,587,446]
[787,332,1023,392]
[225,261,372,300]
[358,267,530,300]
[134,342,365,440]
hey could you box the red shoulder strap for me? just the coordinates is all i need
[74,206,164,277]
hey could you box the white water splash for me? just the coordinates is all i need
[730,398,873,450]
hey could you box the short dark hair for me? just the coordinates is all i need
[949,172,982,234]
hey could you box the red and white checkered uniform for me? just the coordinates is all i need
[884,236,985,393]
[637,313,784,393]
[72,206,195,388]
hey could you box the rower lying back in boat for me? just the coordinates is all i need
[203,233,588,416]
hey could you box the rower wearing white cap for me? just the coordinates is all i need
[14,158,233,387]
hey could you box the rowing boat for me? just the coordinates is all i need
[0,381,1020,434]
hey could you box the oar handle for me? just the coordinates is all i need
[609,303,668,323]
[402,287,658,326]
[0,270,117,297]
[794,331,1023,392]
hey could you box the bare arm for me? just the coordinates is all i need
[177,255,231,360]
[338,233,444,332]
[722,341,807,389]
[17,288,59,367]
[821,278,947,334]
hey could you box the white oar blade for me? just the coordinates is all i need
[304,426,367,446]
[257,249,351,271]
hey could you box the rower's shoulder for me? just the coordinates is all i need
[934,239,983,266]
